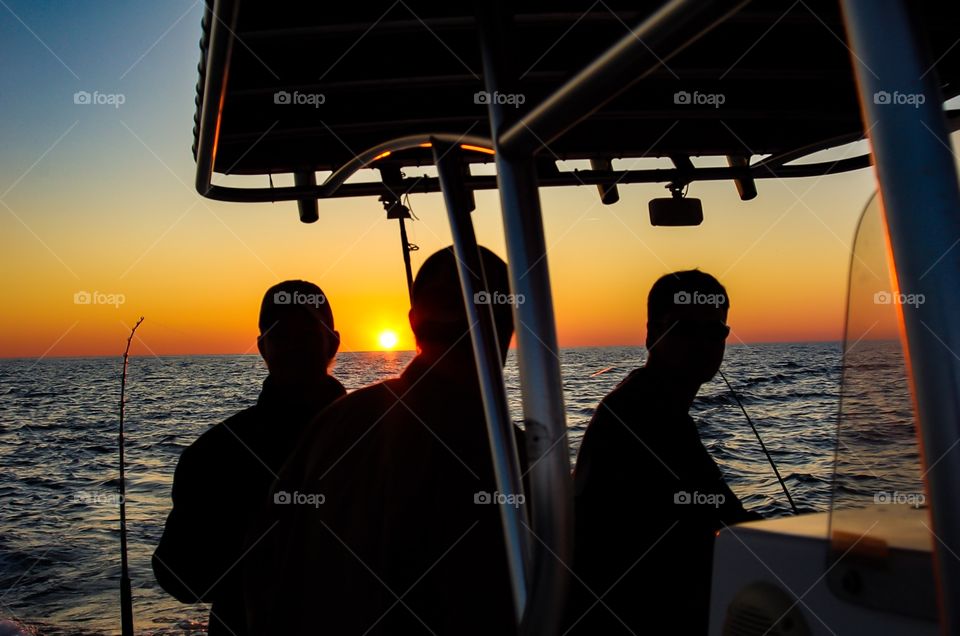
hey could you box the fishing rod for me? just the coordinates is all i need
[717,368,799,515]
[590,362,799,514]
[119,317,144,636]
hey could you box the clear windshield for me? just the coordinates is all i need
[826,191,936,621]
[829,191,925,512]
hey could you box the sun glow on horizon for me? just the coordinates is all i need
[377,329,399,350]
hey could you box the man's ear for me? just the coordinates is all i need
[328,329,341,360]
[257,334,268,361]
[408,309,425,354]
[645,322,657,352]
[408,308,417,337]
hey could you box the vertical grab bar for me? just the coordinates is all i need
[842,1,960,632]
[432,139,531,625]
[475,6,574,635]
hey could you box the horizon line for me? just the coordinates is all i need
[0,337,873,362]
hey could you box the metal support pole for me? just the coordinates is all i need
[841,1,960,632]
[194,0,238,197]
[431,139,530,624]
[496,0,748,157]
[293,171,319,223]
[475,5,572,634]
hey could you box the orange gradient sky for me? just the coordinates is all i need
[1,3,957,359]
[1,149,887,358]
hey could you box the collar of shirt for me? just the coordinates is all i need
[256,373,346,416]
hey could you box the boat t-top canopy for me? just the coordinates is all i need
[193,0,960,207]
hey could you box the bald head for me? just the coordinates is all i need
[257,280,339,382]
[409,247,514,357]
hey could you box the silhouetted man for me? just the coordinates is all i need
[153,280,345,635]
[245,247,523,636]
[566,270,760,635]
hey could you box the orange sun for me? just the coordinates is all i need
[377,330,399,350]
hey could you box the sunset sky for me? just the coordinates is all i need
[1,2,957,359]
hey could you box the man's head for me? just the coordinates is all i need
[409,246,513,360]
[257,280,340,382]
[645,270,730,384]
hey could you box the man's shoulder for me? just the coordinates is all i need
[581,369,678,459]
[164,406,265,498]
[590,372,646,428]
[317,379,403,422]
[288,380,404,460]
[195,405,260,444]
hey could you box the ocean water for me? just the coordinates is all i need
[0,342,916,635]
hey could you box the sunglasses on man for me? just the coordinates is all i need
[660,319,731,341]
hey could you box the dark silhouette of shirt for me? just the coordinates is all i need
[153,374,346,636]
[566,367,760,635]
[244,354,525,636]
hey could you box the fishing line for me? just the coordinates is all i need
[718,368,799,515]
